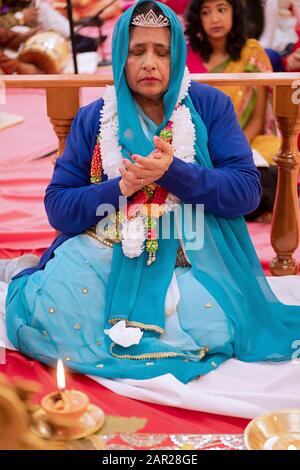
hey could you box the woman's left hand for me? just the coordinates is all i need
[122,135,174,184]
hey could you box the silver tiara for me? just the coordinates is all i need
[131,9,170,28]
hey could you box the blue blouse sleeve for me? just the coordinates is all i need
[156,84,262,218]
[44,100,122,234]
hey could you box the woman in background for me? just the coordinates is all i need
[185,0,281,220]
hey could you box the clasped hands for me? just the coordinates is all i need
[119,135,174,197]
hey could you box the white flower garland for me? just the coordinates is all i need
[98,67,196,260]
[99,67,195,179]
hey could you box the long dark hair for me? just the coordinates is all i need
[185,0,247,62]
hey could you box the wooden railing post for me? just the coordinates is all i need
[270,84,300,275]
[46,87,81,158]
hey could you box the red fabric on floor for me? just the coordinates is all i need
[0,350,249,434]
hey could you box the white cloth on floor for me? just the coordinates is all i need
[93,359,300,419]
[38,1,70,38]
[0,255,39,285]
[91,276,300,419]
[1,274,300,419]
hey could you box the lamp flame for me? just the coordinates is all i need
[56,358,66,391]
[288,444,297,450]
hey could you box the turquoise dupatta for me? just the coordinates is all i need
[104,0,300,372]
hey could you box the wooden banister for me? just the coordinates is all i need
[2,72,300,87]
[46,87,81,157]
[1,73,300,275]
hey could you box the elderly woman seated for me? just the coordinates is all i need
[2,0,300,384]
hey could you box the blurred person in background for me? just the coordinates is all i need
[0,25,43,73]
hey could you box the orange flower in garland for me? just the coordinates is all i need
[90,137,102,184]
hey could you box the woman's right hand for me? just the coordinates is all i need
[119,144,166,197]
[119,137,173,197]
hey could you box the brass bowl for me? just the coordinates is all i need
[244,409,300,450]
[31,403,105,441]
[41,390,89,428]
